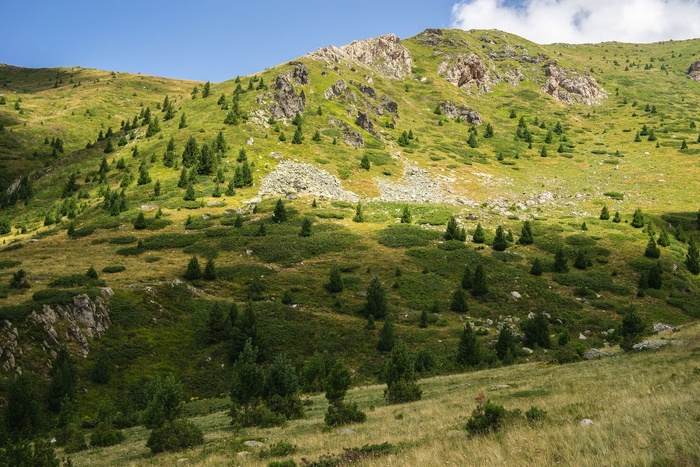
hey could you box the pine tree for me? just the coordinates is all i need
[203,258,217,280]
[681,139,688,150]
[456,323,481,367]
[613,211,622,223]
[492,225,507,251]
[400,205,412,224]
[519,220,534,245]
[675,225,688,243]
[574,249,588,269]
[600,205,610,220]
[384,340,422,403]
[47,347,77,412]
[495,326,517,364]
[324,359,366,427]
[182,137,199,167]
[648,261,663,289]
[619,309,645,351]
[325,265,343,293]
[292,125,303,144]
[419,309,428,328]
[104,138,115,153]
[178,167,188,188]
[461,266,472,290]
[134,212,147,230]
[183,183,196,201]
[472,223,485,243]
[312,130,321,142]
[540,146,548,157]
[353,201,364,222]
[179,112,187,129]
[360,154,370,170]
[146,116,161,137]
[445,216,466,241]
[686,237,700,275]
[471,264,488,297]
[184,256,202,280]
[202,81,211,98]
[521,314,551,348]
[645,235,661,258]
[137,161,151,185]
[631,208,645,228]
[299,217,312,237]
[634,131,642,142]
[484,123,494,138]
[5,373,43,440]
[657,227,670,247]
[554,247,569,273]
[364,277,387,318]
[450,288,468,313]
[272,199,287,223]
[198,143,215,175]
[230,340,266,427]
[377,316,395,352]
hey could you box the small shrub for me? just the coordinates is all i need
[102,265,126,274]
[259,441,298,458]
[466,396,509,435]
[146,419,204,454]
[525,406,548,421]
[90,421,124,447]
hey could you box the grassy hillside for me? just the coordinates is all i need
[67,322,700,466]
[0,28,700,463]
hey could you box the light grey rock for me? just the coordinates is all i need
[688,59,700,81]
[653,323,674,333]
[633,339,683,351]
[338,429,356,435]
[306,34,413,79]
[522,347,534,355]
[583,348,613,360]
[355,111,378,136]
[579,419,594,427]
[543,62,607,105]
[290,61,309,85]
[490,384,511,390]
[243,440,266,448]
[270,76,306,119]
[437,101,482,124]
[259,160,359,202]
[510,291,521,300]
[324,80,347,100]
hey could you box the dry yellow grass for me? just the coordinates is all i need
[67,323,700,466]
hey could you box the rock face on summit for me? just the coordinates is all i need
[306,34,413,79]
[543,63,607,105]
[688,59,700,81]
[441,54,490,90]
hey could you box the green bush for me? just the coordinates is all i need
[108,235,138,245]
[146,419,204,454]
[102,265,126,273]
[0,260,22,270]
[142,233,201,250]
[466,398,509,435]
[49,274,105,288]
[376,224,440,248]
[90,421,124,447]
[324,401,367,427]
[259,441,297,458]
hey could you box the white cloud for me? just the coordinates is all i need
[451,0,700,44]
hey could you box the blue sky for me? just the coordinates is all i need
[2,0,699,83]
[0,0,458,82]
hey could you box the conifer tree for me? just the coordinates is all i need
[146,116,161,137]
[47,347,77,412]
[631,208,645,228]
[600,205,610,220]
[619,309,645,351]
[360,154,370,170]
[521,314,551,349]
[484,123,494,138]
[645,235,661,258]
[179,112,187,129]
[450,288,468,313]
[325,265,343,293]
[648,261,663,289]
[104,138,115,153]
[134,212,147,230]
[299,217,312,237]
[467,132,478,148]
[675,225,688,242]
[554,247,569,273]
[272,199,287,223]
[377,315,395,352]
[292,125,303,144]
[613,211,622,223]
[574,249,588,269]
[461,265,472,290]
[419,309,428,328]
[365,277,387,318]
[471,264,488,296]
[686,238,700,275]
[472,223,485,243]
[5,373,43,440]
[353,201,364,222]
[400,205,412,224]
[183,183,196,201]
[657,227,670,247]
[519,220,534,244]
[324,359,366,426]
[178,167,188,188]
[202,81,211,98]
[230,340,266,426]
[495,326,517,363]
[445,216,466,241]
[492,225,507,251]
[184,256,202,280]
[456,323,481,367]
[384,340,422,403]
[137,161,151,185]
[203,258,216,281]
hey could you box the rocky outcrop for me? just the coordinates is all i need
[306,34,413,79]
[324,79,347,100]
[583,348,613,360]
[543,62,607,105]
[352,81,377,99]
[0,288,112,373]
[329,117,364,147]
[632,339,683,351]
[438,101,482,124]
[270,76,306,119]
[380,96,398,114]
[688,59,700,81]
[416,29,463,48]
[440,54,496,91]
[290,61,309,85]
[355,112,378,137]
[259,159,359,202]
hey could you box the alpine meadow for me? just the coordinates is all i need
[1,27,700,466]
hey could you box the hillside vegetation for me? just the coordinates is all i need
[0,28,699,464]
